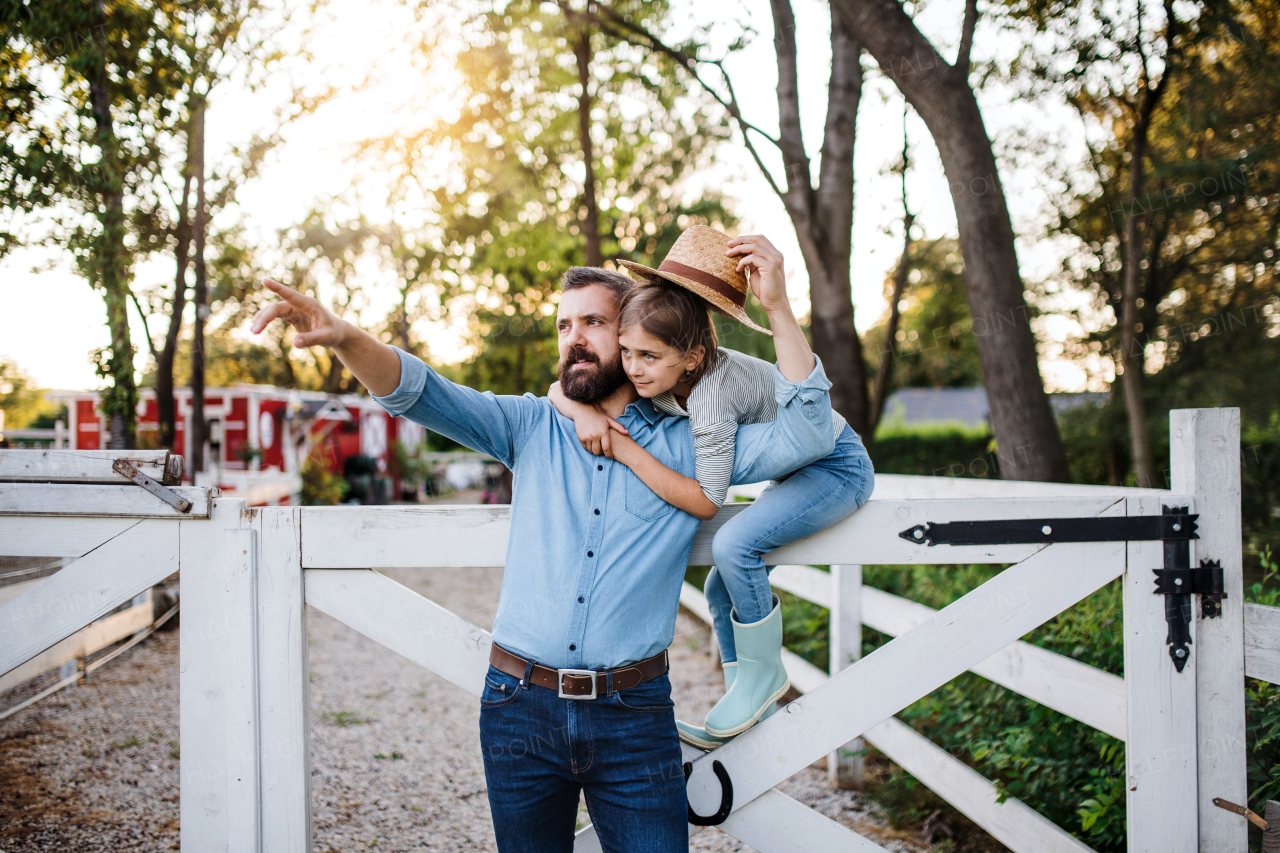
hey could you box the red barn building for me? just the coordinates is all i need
[51,386,425,506]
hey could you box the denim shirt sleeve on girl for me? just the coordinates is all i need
[372,346,835,670]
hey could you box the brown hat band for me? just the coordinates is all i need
[658,260,746,308]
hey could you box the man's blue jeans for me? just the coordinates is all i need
[479,662,688,853]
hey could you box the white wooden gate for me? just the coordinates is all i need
[0,408,1269,852]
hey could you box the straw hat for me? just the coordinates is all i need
[618,226,772,336]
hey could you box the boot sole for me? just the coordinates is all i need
[703,679,791,738]
[677,728,725,750]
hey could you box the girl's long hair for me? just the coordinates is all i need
[618,278,718,383]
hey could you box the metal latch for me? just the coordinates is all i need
[113,458,193,514]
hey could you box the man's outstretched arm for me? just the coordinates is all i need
[250,279,541,467]
[250,279,402,396]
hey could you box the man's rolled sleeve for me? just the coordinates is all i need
[730,354,837,486]
[372,346,430,416]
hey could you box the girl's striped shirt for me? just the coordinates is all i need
[650,348,848,507]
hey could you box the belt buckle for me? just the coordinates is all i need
[557,668,598,700]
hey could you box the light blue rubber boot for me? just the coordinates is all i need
[702,596,790,738]
[677,663,777,750]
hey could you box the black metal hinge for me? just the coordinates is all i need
[898,504,1219,672]
[898,514,1197,546]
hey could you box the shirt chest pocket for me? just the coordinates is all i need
[623,469,676,521]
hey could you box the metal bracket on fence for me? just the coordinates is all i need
[113,458,193,514]
[1157,506,1196,671]
[897,514,1198,547]
[898,504,1215,671]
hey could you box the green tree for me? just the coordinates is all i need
[863,239,983,392]
[360,0,731,394]
[0,358,55,430]
[1024,0,1280,470]
[1,0,192,447]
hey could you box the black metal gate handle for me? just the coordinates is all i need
[683,760,733,826]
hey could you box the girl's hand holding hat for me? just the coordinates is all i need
[725,234,788,314]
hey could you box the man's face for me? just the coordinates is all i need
[556,284,629,403]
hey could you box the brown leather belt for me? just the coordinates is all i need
[489,643,669,699]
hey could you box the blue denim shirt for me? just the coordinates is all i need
[374,347,835,670]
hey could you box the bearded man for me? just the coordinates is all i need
[251,266,836,853]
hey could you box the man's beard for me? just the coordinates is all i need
[559,344,628,404]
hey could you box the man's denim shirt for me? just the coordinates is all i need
[374,347,836,670]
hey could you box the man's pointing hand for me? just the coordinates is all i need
[250,279,348,349]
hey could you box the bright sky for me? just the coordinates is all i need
[0,0,1098,393]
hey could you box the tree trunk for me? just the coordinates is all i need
[190,98,208,474]
[574,28,602,267]
[771,0,871,434]
[831,0,1069,481]
[1119,132,1156,487]
[156,130,194,453]
[870,215,914,434]
[88,0,136,449]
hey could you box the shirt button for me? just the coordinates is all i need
[578,596,585,603]
[569,644,576,651]
[587,551,593,557]
[594,509,600,515]
[597,464,603,471]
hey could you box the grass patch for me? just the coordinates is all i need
[322,710,366,728]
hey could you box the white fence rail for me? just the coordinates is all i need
[0,407,1271,853]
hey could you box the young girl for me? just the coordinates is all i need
[550,226,874,747]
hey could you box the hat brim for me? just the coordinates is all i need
[617,260,773,337]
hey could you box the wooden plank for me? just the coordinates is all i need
[0,483,211,518]
[864,717,1095,853]
[716,788,891,852]
[304,568,491,697]
[0,579,41,607]
[0,520,179,676]
[780,651,1094,853]
[252,507,311,853]
[868,473,1163,500]
[1124,495,1198,852]
[0,600,152,692]
[300,497,1128,569]
[828,565,863,789]
[1170,408,1245,853]
[300,505,511,568]
[1246,602,1280,684]
[747,497,1125,568]
[224,528,261,853]
[768,565,1128,741]
[859,586,1127,741]
[681,540,1126,829]
[0,517,139,557]
[0,448,173,483]
[181,499,246,853]
[770,564,834,608]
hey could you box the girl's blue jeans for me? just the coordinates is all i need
[704,424,875,662]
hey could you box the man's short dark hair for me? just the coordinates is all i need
[559,267,635,306]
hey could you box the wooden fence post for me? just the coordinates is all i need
[252,506,312,853]
[828,564,864,790]
[1171,408,1246,853]
[180,498,249,852]
[1126,494,1199,851]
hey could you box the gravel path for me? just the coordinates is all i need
[1,541,925,852]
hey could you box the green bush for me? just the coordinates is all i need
[301,460,344,506]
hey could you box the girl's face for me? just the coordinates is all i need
[619,325,703,398]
